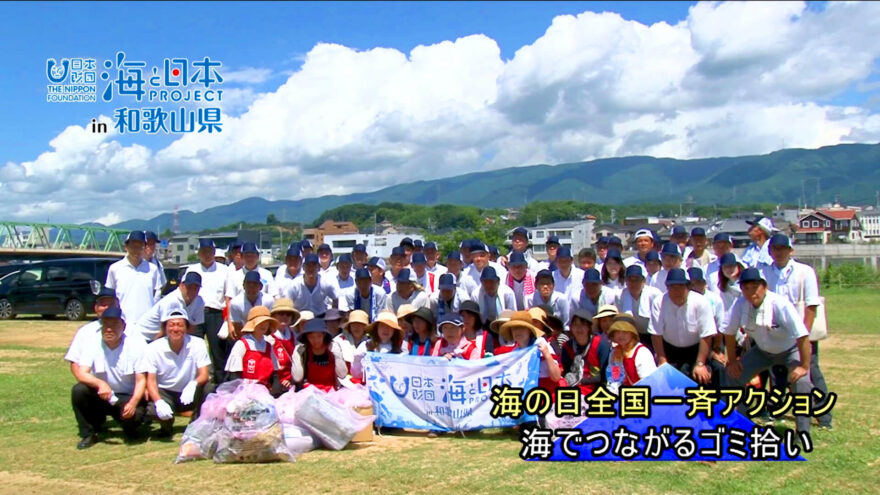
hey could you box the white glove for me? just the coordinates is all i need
[154,399,174,420]
[180,380,197,406]
[108,392,119,405]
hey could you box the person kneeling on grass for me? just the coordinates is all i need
[225,306,283,396]
[431,313,478,360]
[605,313,658,395]
[71,307,148,449]
[143,307,211,439]
[292,318,348,392]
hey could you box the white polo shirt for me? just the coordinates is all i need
[342,287,388,320]
[105,257,163,324]
[650,291,717,348]
[185,261,228,311]
[78,334,148,395]
[225,266,276,301]
[274,265,302,299]
[461,262,509,293]
[64,319,102,364]
[553,267,585,299]
[426,263,448,276]
[762,260,821,308]
[568,286,617,317]
[229,291,275,324]
[471,284,517,323]
[130,289,205,341]
[386,289,431,313]
[724,291,808,355]
[142,335,211,392]
[287,275,339,316]
[526,291,570,330]
[616,286,663,333]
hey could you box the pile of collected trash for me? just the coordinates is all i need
[175,380,375,464]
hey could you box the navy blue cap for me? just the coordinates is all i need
[646,250,661,262]
[304,253,319,265]
[607,236,623,246]
[96,287,117,299]
[740,268,766,284]
[144,231,159,242]
[438,313,464,327]
[400,237,414,248]
[396,268,414,283]
[286,244,302,257]
[557,246,573,259]
[596,236,610,245]
[508,251,528,266]
[198,238,215,249]
[583,268,602,283]
[687,267,706,283]
[355,267,371,280]
[353,243,367,253]
[336,253,353,265]
[298,319,332,342]
[605,248,623,263]
[713,233,733,244]
[100,306,125,322]
[660,242,682,258]
[125,230,146,244]
[470,240,488,253]
[300,239,313,250]
[411,252,428,264]
[317,243,332,253]
[368,257,386,271]
[391,246,406,257]
[671,226,688,236]
[480,266,499,281]
[182,272,202,286]
[241,242,259,254]
[625,265,645,279]
[665,268,689,285]
[691,227,706,237]
[720,252,740,267]
[438,273,456,290]
[424,241,437,250]
[243,271,263,284]
[769,234,793,248]
[229,242,242,250]
[446,251,462,262]
[512,227,529,238]
[535,269,554,282]
[413,239,423,249]
[545,235,560,246]
[488,245,500,256]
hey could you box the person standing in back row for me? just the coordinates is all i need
[105,230,164,324]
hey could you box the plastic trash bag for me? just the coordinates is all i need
[282,424,320,455]
[275,388,300,425]
[326,382,372,409]
[294,387,375,451]
[211,380,294,463]
[175,417,222,463]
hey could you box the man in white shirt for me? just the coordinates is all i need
[526,269,570,330]
[352,244,369,271]
[288,253,339,318]
[70,307,148,449]
[763,234,832,429]
[411,252,436,294]
[705,232,734,285]
[430,273,466,321]
[616,265,662,347]
[144,308,211,438]
[536,235,561,272]
[144,231,168,289]
[471,267,516,324]
[506,227,542,273]
[686,227,716,271]
[623,229,655,269]
[230,271,275,337]
[316,243,338,280]
[334,253,356,299]
[741,217,776,269]
[569,268,616,317]
[274,243,303,299]
[225,241,276,302]
[445,251,477,301]
[552,247,584,299]
[649,242,684,293]
[423,242,447,276]
[723,268,814,434]
[105,230,164,324]
[386,268,430,313]
[650,268,718,386]
[65,287,119,374]
[368,256,393,294]
[185,238,229,384]
[505,251,535,310]
[343,268,388,322]
[462,241,508,290]
[130,272,205,342]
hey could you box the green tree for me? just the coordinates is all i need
[266,214,279,225]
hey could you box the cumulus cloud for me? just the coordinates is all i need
[3,1,880,224]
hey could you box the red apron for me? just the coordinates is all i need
[272,333,295,383]
[623,343,647,386]
[241,337,274,388]
[563,335,602,396]
[304,348,337,392]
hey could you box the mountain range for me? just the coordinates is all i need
[113,142,880,232]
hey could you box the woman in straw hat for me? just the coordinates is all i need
[292,319,347,392]
[270,298,300,392]
[334,309,371,378]
[605,313,657,395]
[486,309,517,356]
[407,307,437,357]
[499,310,564,396]
[351,310,409,381]
[593,304,619,336]
[225,306,281,395]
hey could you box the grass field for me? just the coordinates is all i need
[1,288,878,495]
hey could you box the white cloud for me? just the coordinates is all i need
[3,1,880,224]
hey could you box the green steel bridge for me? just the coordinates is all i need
[0,221,126,261]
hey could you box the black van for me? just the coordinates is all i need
[0,258,116,320]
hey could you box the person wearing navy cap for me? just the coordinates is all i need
[367,256,392,294]
[224,241,276,309]
[762,233,832,429]
[334,253,355,295]
[274,242,304,299]
[537,235,562,272]
[624,229,655,270]
[228,270,275,340]
[527,270,571,331]
[705,232,734,286]
[552,247,585,300]
[505,251,536,311]
[299,239,314,257]
[709,252,745,312]
[430,272,466,321]
[686,267,725,336]
[315,243,337,280]
[471,266,516,324]
[130,271,206,342]
[65,287,121,401]
[506,226,541,273]
[488,245,501,263]
[399,238,416,267]
[386,268,430,313]
[670,225,690,254]
[722,268,815,434]
[569,268,616,316]
[644,250,662,282]
[649,242,684,293]
[462,240,508,293]
[458,238,476,266]
[226,243,244,270]
[413,239,424,252]
[183,238,229,383]
[410,252,436,294]
[423,241,447,277]
[444,251,475,298]
[431,313,478,360]
[742,217,777,269]
[649,268,719,386]
[343,267,388,322]
[387,246,408,289]
[594,236,610,265]
[686,227,715,271]
[105,230,164,325]
[288,253,340,318]
[351,243,369,271]
[143,231,168,289]
[615,264,663,350]
[607,236,624,252]
[70,306,150,449]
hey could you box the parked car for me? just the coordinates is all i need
[0,258,116,320]
[162,265,185,296]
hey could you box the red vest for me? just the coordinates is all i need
[431,338,477,359]
[623,343,647,386]
[272,334,295,383]
[241,337,274,388]
[304,348,337,392]
[563,334,602,396]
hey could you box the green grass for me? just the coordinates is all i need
[1,290,879,494]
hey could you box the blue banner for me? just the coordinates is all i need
[364,347,541,432]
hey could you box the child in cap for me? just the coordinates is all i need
[605,314,657,395]
[431,314,478,360]
[350,310,409,381]
[562,309,611,396]
[292,319,347,392]
[407,307,437,357]
[270,298,300,392]
[225,307,281,395]
[334,310,370,379]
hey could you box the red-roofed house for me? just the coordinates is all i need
[793,208,862,244]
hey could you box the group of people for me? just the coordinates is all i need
[66,216,831,449]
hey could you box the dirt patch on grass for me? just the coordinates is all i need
[0,319,82,349]
[0,470,141,495]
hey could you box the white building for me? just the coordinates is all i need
[857,210,880,241]
[323,233,425,259]
[511,220,595,259]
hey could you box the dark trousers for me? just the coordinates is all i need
[147,386,206,434]
[201,308,229,384]
[71,383,145,439]
[663,341,724,388]
[769,341,832,426]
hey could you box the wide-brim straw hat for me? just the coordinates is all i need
[270,298,300,321]
[608,312,639,338]
[527,307,554,336]
[499,310,544,342]
[396,304,417,320]
[242,306,278,333]
[344,310,370,330]
[293,310,315,327]
[367,310,404,336]
[489,309,516,334]
[594,304,619,320]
